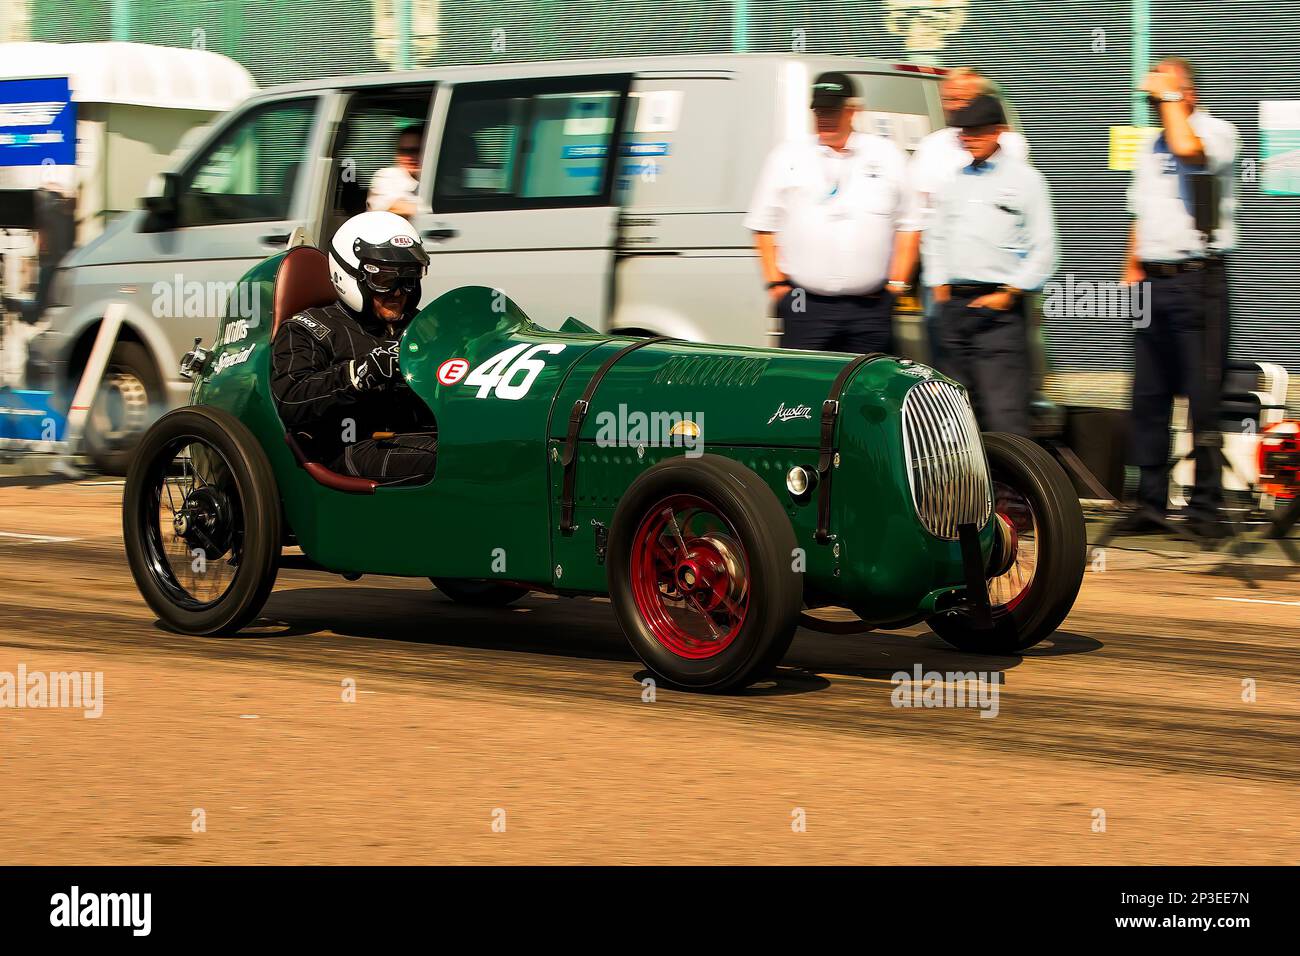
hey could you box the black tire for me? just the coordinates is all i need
[607,454,803,692]
[123,406,281,635]
[431,578,529,607]
[85,340,165,476]
[929,432,1086,654]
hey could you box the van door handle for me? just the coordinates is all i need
[260,233,290,246]
[422,227,458,241]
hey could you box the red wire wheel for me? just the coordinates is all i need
[629,494,750,660]
[928,433,1085,655]
[988,481,1037,613]
[607,455,803,692]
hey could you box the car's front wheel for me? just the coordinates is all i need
[607,455,802,692]
[928,432,1086,654]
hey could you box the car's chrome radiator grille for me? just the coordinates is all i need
[900,380,992,540]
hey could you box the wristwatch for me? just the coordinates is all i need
[887,280,911,294]
[1159,90,1185,103]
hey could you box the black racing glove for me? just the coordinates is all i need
[352,341,401,391]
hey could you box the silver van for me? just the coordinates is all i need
[29,53,945,471]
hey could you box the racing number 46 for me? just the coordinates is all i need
[465,343,567,400]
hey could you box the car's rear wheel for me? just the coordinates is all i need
[607,455,802,692]
[85,340,164,476]
[928,432,1086,654]
[431,579,529,607]
[123,406,280,635]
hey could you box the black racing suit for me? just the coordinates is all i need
[270,303,437,485]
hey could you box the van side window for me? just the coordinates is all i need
[433,83,625,209]
[322,86,434,245]
[842,73,935,153]
[618,79,738,211]
[178,99,318,227]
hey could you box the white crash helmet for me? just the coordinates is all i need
[328,211,430,314]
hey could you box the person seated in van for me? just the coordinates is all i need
[367,124,424,218]
[271,211,437,486]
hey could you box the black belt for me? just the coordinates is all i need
[800,289,888,304]
[558,336,675,534]
[815,352,886,543]
[949,283,1002,297]
[1141,259,1209,277]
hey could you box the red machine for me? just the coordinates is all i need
[1258,420,1300,502]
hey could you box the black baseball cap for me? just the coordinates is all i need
[810,71,857,109]
[949,93,1007,128]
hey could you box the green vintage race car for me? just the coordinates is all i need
[122,246,1086,691]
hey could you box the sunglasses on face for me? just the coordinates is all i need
[362,265,423,295]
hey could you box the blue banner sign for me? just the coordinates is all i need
[562,142,672,160]
[0,77,76,168]
[624,142,670,157]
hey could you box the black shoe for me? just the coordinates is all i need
[1184,514,1232,540]
[1114,510,1171,537]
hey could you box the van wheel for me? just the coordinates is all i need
[607,455,803,692]
[85,341,164,475]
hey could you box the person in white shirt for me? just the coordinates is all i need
[1123,56,1239,538]
[904,67,1030,367]
[367,125,424,218]
[745,72,918,353]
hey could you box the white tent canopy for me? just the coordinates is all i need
[0,41,256,112]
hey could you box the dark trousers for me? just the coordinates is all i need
[1130,263,1229,517]
[331,432,438,487]
[920,283,946,368]
[936,289,1031,437]
[777,288,895,354]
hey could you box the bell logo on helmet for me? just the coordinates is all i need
[390,235,415,248]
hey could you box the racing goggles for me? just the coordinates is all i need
[360,262,425,295]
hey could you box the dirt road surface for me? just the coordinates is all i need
[1,478,1296,864]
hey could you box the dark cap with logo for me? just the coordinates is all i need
[810,71,857,109]
[949,93,1007,129]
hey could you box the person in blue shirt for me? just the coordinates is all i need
[1124,56,1239,538]
[923,95,1059,436]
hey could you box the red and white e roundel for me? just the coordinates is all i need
[437,358,470,386]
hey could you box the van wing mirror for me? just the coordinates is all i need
[142,171,181,232]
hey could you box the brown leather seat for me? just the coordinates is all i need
[271,246,377,495]
[271,244,337,337]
